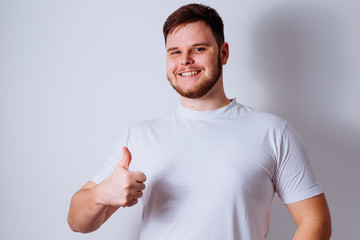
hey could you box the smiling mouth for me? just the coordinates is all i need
[179,70,201,77]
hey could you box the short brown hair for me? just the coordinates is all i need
[163,3,224,47]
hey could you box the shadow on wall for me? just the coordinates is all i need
[251,4,360,239]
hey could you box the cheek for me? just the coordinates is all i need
[166,59,178,74]
[197,55,212,67]
[208,56,220,69]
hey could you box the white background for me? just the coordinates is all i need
[1,0,359,239]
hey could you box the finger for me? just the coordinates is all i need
[132,171,147,182]
[127,199,138,207]
[132,191,143,199]
[119,146,132,170]
[134,182,146,191]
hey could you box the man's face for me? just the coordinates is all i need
[166,21,227,99]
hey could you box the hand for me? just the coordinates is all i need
[97,147,146,207]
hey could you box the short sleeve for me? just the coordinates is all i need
[274,124,323,204]
[90,130,129,184]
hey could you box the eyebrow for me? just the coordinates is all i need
[166,42,211,52]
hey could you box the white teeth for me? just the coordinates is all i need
[180,71,200,76]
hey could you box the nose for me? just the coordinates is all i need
[181,54,194,65]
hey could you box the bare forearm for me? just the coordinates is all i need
[67,187,109,233]
[293,219,331,240]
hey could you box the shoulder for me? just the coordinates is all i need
[239,105,288,132]
[127,108,176,134]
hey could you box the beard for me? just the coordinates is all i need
[167,54,222,99]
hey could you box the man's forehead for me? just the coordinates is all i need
[165,21,215,48]
[169,20,210,36]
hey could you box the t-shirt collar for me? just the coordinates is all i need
[176,98,239,119]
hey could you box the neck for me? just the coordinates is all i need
[180,77,231,111]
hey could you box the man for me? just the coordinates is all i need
[68,3,331,239]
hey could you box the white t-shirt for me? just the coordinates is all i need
[92,99,323,240]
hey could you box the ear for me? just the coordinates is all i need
[220,42,229,65]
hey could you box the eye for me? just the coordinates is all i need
[171,50,181,55]
[194,47,205,53]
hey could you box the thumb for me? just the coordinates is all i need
[120,146,132,170]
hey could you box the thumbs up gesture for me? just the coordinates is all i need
[97,147,147,207]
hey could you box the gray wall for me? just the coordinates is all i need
[1,0,359,239]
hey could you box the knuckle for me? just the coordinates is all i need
[119,199,128,207]
[123,183,131,190]
[125,192,133,200]
[123,172,131,181]
[120,194,132,207]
